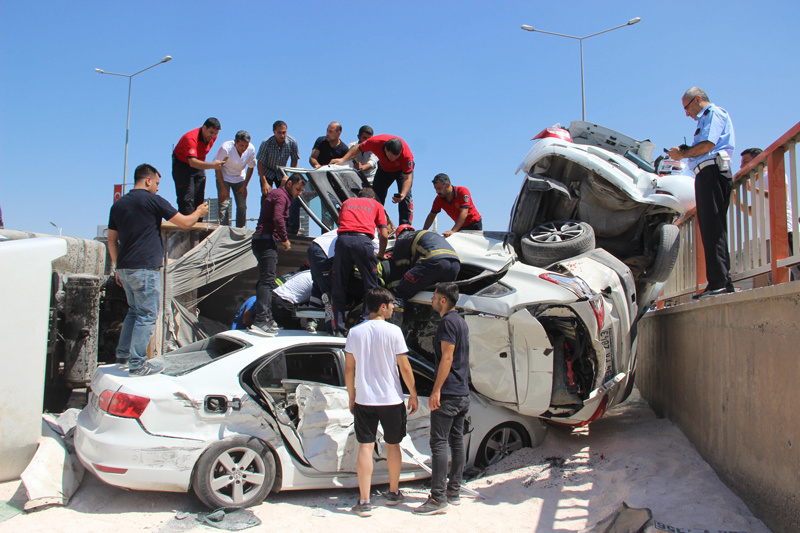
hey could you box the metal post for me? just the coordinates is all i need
[579,39,586,121]
[124,77,132,194]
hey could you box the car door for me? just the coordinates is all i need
[509,308,553,417]
[465,314,517,405]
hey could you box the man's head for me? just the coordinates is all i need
[431,282,459,315]
[133,163,161,194]
[357,125,374,143]
[432,173,454,199]
[358,187,377,199]
[201,117,221,144]
[383,137,403,162]
[326,122,343,143]
[395,224,414,238]
[740,148,763,169]
[681,87,710,119]
[234,131,251,155]
[365,286,395,317]
[273,121,288,145]
[284,174,307,199]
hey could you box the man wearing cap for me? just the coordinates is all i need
[390,225,460,308]
[172,117,225,218]
[668,87,735,299]
[422,173,482,237]
[214,130,256,227]
[332,134,415,225]
[331,188,389,336]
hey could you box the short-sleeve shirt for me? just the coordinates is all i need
[359,134,414,174]
[215,140,256,183]
[337,197,388,235]
[431,186,482,226]
[231,296,257,329]
[273,270,313,305]
[312,137,349,166]
[256,135,300,186]
[173,127,215,164]
[108,189,178,269]
[434,309,470,396]
[345,319,409,405]
[689,103,735,170]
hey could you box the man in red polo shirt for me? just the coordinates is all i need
[332,188,389,336]
[422,173,482,237]
[172,117,226,218]
[332,134,415,225]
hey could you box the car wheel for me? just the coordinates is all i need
[193,436,276,509]
[475,423,531,468]
[641,223,680,283]
[520,220,595,267]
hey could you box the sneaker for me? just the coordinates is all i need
[115,358,129,369]
[446,490,461,506]
[413,496,448,515]
[249,323,277,337]
[269,319,281,330]
[384,490,404,506]
[306,319,318,333]
[129,362,163,377]
[350,501,372,517]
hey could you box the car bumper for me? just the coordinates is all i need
[75,406,206,492]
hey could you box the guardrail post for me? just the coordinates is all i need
[768,147,790,284]
[694,216,707,293]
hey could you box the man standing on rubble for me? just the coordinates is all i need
[257,120,300,195]
[107,164,208,376]
[250,174,307,336]
[345,286,418,517]
[172,118,225,218]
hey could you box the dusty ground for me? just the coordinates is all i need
[0,389,769,532]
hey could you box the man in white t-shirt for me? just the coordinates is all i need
[215,130,257,227]
[345,286,418,517]
[349,125,379,185]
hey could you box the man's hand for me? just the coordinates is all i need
[114,271,122,287]
[217,183,229,202]
[429,390,441,411]
[349,396,356,414]
[213,159,226,170]
[240,184,248,200]
[197,202,210,218]
[407,394,418,414]
[330,158,344,166]
[391,193,405,204]
[281,240,291,251]
[442,230,455,238]
[667,147,683,160]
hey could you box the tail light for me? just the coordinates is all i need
[98,389,150,419]
[532,127,572,142]
[589,296,605,331]
[539,272,605,331]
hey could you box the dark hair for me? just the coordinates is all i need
[434,282,459,306]
[285,174,307,187]
[741,148,763,158]
[234,130,250,143]
[134,163,160,183]
[358,125,374,136]
[203,117,221,130]
[333,122,342,133]
[432,173,450,185]
[384,138,402,156]
[365,286,394,313]
[358,187,377,199]
[273,120,287,131]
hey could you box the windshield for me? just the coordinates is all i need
[154,335,248,376]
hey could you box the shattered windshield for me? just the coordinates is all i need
[155,335,248,376]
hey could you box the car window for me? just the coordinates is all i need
[255,349,343,391]
[155,335,247,376]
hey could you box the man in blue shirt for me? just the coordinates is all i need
[668,87,736,299]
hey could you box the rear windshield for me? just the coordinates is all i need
[154,335,248,376]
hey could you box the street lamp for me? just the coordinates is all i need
[95,55,172,194]
[521,18,640,121]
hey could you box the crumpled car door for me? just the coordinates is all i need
[465,314,517,405]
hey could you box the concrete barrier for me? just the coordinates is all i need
[637,282,800,533]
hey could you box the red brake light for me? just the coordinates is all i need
[590,296,605,331]
[99,391,150,418]
[532,127,572,142]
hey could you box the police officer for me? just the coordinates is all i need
[390,225,460,308]
[668,87,735,299]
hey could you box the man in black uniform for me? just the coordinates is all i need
[390,225,460,308]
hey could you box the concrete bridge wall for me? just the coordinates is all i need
[637,282,800,533]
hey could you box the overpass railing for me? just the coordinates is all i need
[660,121,800,303]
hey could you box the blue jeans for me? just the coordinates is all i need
[429,395,470,502]
[218,181,248,227]
[116,269,162,370]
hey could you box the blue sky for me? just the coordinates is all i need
[2,1,799,239]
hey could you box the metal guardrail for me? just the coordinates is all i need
[660,121,800,303]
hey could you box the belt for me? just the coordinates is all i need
[339,232,372,238]
[693,159,717,175]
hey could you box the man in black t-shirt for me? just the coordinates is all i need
[309,122,349,167]
[414,282,470,516]
[107,163,208,376]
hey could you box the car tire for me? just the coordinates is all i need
[475,423,531,468]
[193,436,276,509]
[641,223,680,283]
[520,220,595,267]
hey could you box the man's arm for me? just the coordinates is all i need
[429,341,455,410]
[243,166,254,190]
[257,161,271,195]
[443,208,470,238]
[422,211,437,231]
[273,193,291,250]
[188,157,225,171]
[377,226,389,259]
[169,203,210,228]
[393,172,413,203]
[345,351,357,413]
[667,141,714,161]
[309,149,321,168]
[215,169,228,202]
[396,353,418,414]
[330,143,360,166]
[107,229,122,286]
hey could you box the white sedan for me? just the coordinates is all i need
[75,331,545,508]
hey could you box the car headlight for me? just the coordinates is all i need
[539,272,605,330]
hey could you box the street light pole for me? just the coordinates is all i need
[521,18,640,121]
[95,55,172,194]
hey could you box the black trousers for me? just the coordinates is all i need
[172,154,206,218]
[372,167,413,225]
[695,164,733,290]
[251,237,278,326]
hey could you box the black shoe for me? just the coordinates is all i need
[384,490,405,506]
[446,490,461,506]
[692,286,735,300]
[413,496,448,515]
